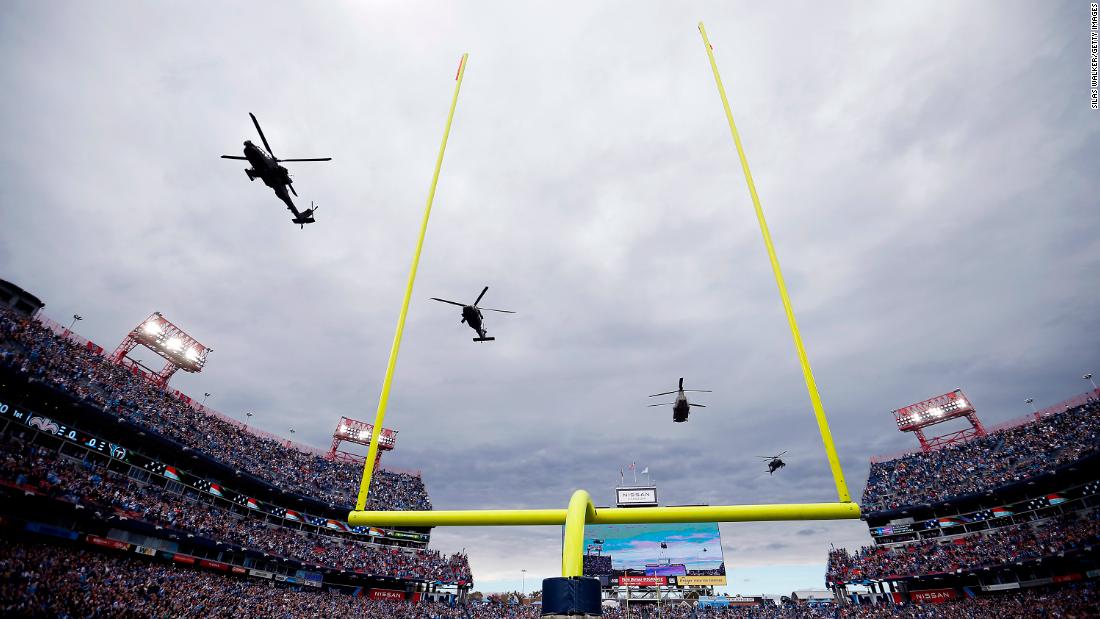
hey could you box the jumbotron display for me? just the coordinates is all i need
[581,522,727,586]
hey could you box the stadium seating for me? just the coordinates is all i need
[0,307,427,510]
[862,400,1100,513]
[0,412,471,584]
[827,511,1100,583]
[1,540,1095,618]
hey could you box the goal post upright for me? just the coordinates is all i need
[355,53,470,511]
[697,21,852,504]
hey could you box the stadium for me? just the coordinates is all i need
[2,290,1098,616]
[2,2,1098,618]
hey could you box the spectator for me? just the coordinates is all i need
[0,307,430,511]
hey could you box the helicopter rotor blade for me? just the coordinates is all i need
[689,403,706,407]
[430,298,468,307]
[647,403,674,407]
[249,113,276,159]
[776,451,788,458]
[220,155,249,160]
[276,157,333,162]
[479,307,515,314]
[649,391,678,397]
[474,286,489,306]
[682,389,712,393]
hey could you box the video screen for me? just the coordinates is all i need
[581,522,725,582]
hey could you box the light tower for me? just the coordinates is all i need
[328,416,398,470]
[112,312,211,387]
[891,389,986,452]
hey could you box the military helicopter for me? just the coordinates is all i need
[648,378,711,423]
[221,113,331,228]
[430,286,515,342]
[759,452,787,475]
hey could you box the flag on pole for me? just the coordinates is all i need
[641,467,649,476]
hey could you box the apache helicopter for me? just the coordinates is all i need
[759,451,788,475]
[430,286,515,342]
[648,378,711,423]
[221,113,331,228]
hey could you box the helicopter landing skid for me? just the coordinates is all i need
[473,337,495,342]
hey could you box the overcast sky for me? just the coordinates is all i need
[2,0,1098,595]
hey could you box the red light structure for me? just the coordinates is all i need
[328,416,398,470]
[112,312,211,387]
[891,389,986,452]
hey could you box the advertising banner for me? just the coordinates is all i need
[25,522,79,540]
[133,546,157,556]
[697,596,729,608]
[200,560,229,572]
[618,575,667,586]
[910,588,957,604]
[981,583,1020,592]
[678,575,728,586]
[85,535,129,551]
[171,554,195,565]
[249,569,274,579]
[370,589,406,601]
[616,487,658,506]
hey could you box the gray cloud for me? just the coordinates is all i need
[2,0,1097,593]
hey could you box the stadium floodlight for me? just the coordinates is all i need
[891,389,985,452]
[112,312,211,386]
[327,416,398,465]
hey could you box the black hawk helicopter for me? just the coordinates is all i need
[759,451,787,475]
[221,113,331,228]
[430,286,515,342]
[648,378,711,423]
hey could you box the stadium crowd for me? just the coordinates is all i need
[2,542,1097,618]
[826,510,1100,583]
[0,432,471,584]
[861,400,1100,513]
[0,307,430,510]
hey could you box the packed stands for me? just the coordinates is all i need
[861,400,1100,513]
[0,431,471,583]
[2,541,1097,618]
[827,511,1100,583]
[0,307,428,511]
